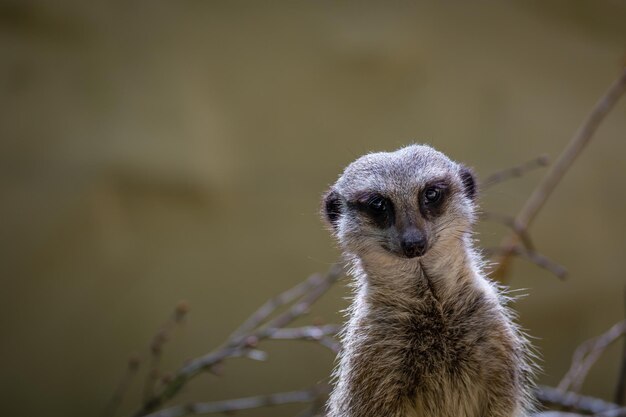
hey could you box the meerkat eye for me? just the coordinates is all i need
[423,187,441,204]
[368,195,387,212]
[358,194,393,228]
[352,193,394,228]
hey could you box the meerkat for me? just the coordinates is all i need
[322,145,535,417]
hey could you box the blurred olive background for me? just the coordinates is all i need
[1,1,626,416]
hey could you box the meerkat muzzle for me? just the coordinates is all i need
[400,227,428,258]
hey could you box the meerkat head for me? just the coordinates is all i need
[323,144,477,262]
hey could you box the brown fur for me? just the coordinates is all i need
[323,145,535,417]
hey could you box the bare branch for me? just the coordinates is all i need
[559,320,626,393]
[536,412,626,417]
[267,324,342,353]
[267,324,340,341]
[143,385,330,417]
[228,275,325,343]
[534,413,586,417]
[514,248,567,279]
[536,385,624,415]
[480,154,549,190]
[133,265,343,417]
[485,246,567,280]
[294,393,327,417]
[318,336,342,353]
[597,408,626,417]
[253,265,342,340]
[492,68,626,282]
[102,355,141,417]
[480,212,535,251]
[143,301,190,402]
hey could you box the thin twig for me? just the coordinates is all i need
[294,392,327,417]
[267,324,340,340]
[133,265,343,417]
[597,408,626,417]
[143,385,330,417]
[536,385,624,415]
[480,212,535,251]
[228,276,323,343]
[268,324,342,353]
[102,355,141,417]
[485,246,567,279]
[558,320,626,393]
[143,302,190,402]
[480,154,549,190]
[252,265,342,341]
[492,68,626,282]
[534,413,585,417]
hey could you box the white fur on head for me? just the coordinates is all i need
[324,144,477,266]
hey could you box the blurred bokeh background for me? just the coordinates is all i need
[1,1,625,416]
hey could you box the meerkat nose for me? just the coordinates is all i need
[400,228,428,258]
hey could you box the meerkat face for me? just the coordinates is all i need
[323,145,477,261]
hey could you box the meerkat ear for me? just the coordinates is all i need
[322,189,343,229]
[459,165,477,201]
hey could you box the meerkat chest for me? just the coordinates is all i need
[353,300,488,416]
[401,304,489,416]
[401,302,475,371]
[386,287,494,370]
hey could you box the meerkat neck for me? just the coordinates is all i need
[353,236,480,309]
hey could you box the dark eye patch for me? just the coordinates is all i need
[419,180,450,218]
[349,192,395,229]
